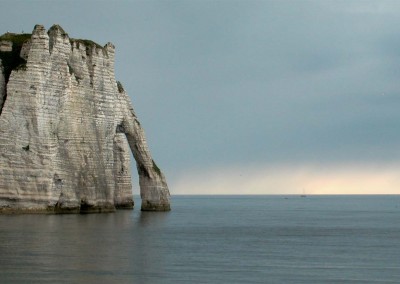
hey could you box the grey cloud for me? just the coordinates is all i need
[1,0,400,187]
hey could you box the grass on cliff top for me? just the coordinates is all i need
[0,33,31,46]
[0,33,31,83]
[70,38,103,49]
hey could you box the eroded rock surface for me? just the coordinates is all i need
[0,25,170,213]
[0,60,4,110]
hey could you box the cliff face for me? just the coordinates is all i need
[0,25,170,213]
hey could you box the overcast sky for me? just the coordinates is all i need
[1,0,400,194]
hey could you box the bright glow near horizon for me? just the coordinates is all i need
[172,164,400,195]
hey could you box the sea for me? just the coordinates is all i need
[0,195,399,283]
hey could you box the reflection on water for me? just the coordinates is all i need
[139,211,169,227]
[1,196,400,283]
[0,210,171,283]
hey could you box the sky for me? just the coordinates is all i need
[1,0,400,194]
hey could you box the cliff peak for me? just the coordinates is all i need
[48,24,68,36]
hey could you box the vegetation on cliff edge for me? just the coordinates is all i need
[70,38,103,49]
[0,33,31,83]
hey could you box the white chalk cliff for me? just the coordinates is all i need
[0,25,170,213]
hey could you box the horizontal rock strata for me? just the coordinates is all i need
[0,25,170,213]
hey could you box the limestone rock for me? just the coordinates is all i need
[0,40,12,52]
[0,60,4,110]
[0,25,170,213]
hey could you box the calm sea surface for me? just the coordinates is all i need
[0,195,399,283]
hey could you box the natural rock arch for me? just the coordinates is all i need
[0,24,170,213]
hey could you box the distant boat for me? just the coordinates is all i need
[300,188,306,198]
